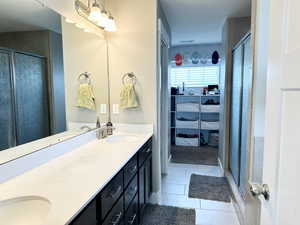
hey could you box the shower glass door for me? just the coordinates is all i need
[0,50,15,151]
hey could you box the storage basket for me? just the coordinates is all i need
[176,137,199,146]
[201,105,220,113]
[176,103,200,112]
[176,119,199,129]
[208,133,219,147]
[201,121,219,130]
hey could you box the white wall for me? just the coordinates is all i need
[61,20,108,125]
[106,0,157,124]
[106,0,158,191]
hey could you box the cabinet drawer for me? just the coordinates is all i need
[100,170,124,220]
[102,197,124,225]
[124,174,138,211]
[138,139,152,167]
[124,194,138,225]
[124,154,137,188]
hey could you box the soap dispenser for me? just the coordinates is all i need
[96,117,101,128]
[106,121,113,136]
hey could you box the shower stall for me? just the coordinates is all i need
[0,48,50,151]
[229,33,253,196]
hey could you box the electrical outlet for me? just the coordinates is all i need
[100,104,107,114]
[113,104,119,114]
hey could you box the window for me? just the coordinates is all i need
[170,66,220,87]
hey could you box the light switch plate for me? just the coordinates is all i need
[113,104,119,114]
[100,104,107,114]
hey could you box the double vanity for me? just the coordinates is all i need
[0,125,153,225]
[71,137,152,225]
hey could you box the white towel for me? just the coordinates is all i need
[120,83,139,109]
[77,83,96,110]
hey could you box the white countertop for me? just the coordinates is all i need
[0,127,153,225]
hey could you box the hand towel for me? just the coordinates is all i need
[120,83,139,109]
[77,83,96,110]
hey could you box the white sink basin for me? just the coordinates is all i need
[105,134,139,143]
[0,196,51,225]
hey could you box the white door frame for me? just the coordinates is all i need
[158,19,170,175]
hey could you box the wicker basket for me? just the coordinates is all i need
[201,121,219,130]
[176,137,199,146]
[201,105,220,113]
[177,103,200,112]
[176,120,199,129]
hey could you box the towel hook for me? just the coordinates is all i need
[78,72,91,84]
[122,72,137,85]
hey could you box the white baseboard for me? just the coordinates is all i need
[218,158,225,176]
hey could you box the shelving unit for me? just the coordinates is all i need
[170,94,220,149]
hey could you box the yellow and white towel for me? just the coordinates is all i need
[77,83,96,110]
[120,83,139,109]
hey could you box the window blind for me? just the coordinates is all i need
[170,66,220,87]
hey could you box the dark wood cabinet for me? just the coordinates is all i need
[69,137,152,225]
[69,199,97,225]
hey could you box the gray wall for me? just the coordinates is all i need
[219,17,251,169]
[0,30,66,134]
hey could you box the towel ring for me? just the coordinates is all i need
[122,72,137,85]
[78,72,91,84]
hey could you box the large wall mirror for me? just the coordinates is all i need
[0,0,108,164]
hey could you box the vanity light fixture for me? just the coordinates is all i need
[88,1,102,22]
[98,10,109,27]
[105,16,117,32]
[75,0,117,32]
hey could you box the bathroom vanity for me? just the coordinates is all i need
[70,137,152,225]
[0,126,153,225]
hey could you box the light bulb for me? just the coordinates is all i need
[105,17,117,32]
[98,10,110,27]
[88,3,102,22]
[65,18,74,23]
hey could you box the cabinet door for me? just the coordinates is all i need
[138,164,146,215]
[70,199,97,225]
[145,156,152,204]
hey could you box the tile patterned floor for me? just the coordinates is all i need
[153,163,240,225]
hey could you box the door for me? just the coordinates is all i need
[14,52,50,145]
[230,45,244,186]
[249,0,300,225]
[0,50,15,150]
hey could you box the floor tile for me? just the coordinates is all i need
[159,163,240,225]
[161,183,186,195]
[200,200,235,212]
[196,209,240,225]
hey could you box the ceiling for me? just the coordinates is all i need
[0,0,61,33]
[160,0,251,46]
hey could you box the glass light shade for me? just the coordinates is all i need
[98,10,109,27]
[88,4,102,22]
[105,17,117,32]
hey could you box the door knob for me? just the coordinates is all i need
[250,183,270,201]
